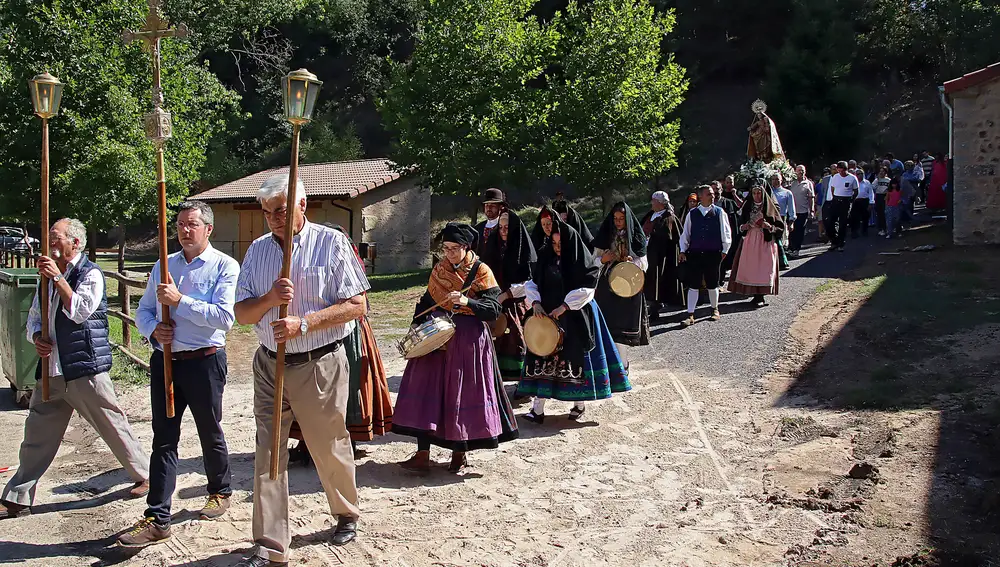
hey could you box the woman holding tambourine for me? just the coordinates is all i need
[517,212,631,424]
[392,223,518,474]
[593,201,651,356]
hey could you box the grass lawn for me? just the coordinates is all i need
[366,269,430,348]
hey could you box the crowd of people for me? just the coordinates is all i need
[0,155,946,564]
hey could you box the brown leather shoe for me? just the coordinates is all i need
[199,494,231,520]
[117,517,171,547]
[128,480,149,499]
[0,499,29,519]
[399,450,430,474]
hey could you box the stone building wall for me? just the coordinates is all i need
[361,177,432,273]
[952,78,1000,245]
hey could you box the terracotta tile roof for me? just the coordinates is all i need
[943,61,1000,94]
[190,158,405,202]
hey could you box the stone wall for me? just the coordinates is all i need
[361,177,432,273]
[952,79,1000,245]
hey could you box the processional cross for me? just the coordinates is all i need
[124,0,189,418]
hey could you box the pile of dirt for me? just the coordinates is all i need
[777,416,838,444]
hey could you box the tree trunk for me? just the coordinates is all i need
[468,196,480,226]
[117,224,126,273]
[88,224,97,261]
[600,186,615,215]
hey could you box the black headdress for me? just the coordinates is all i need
[481,210,537,288]
[531,205,557,252]
[551,199,595,251]
[440,222,479,250]
[533,214,599,293]
[593,201,647,259]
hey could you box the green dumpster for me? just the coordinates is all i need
[0,268,40,407]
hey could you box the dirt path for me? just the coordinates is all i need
[1,226,969,566]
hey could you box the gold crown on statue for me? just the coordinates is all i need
[751,99,767,114]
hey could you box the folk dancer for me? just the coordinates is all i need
[593,202,650,369]
[481,211,537,380]
[475,188,506,256]
[679,185,733,327]
[519,216,631,423]
[768,173,795,270]
[530,204,558,252]
[394,224,518,474]
[727,181,785,307]
[233,174,370,565]
[1,218,149,519]
[119,202,238,547]
[639,191,684,319]
[287,224,393,465]
[551,194,595,252]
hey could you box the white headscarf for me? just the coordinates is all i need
[651,191,672,220]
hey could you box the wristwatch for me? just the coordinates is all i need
[299,317,309,336]
[52,275,62,283]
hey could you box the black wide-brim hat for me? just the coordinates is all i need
[482,187,506,204]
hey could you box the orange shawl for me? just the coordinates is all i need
[427,251,499,316]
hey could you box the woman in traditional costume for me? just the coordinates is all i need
[678,192,699,224]
[593,201,650,353]
[530,204,558,252]
[727,182,785,307]
[394,223,518,473]
[552,197,595,252]
[481,211,537,380]
[640,191,684,317]
[288,225,392,464]
[518,216,631,423]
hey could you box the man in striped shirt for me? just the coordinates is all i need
[234,174,370,567]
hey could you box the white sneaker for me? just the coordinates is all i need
[885,235,891,240]
[878,230,886,236]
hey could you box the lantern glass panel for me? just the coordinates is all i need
[282,76,309,121]
[302,81,321,121]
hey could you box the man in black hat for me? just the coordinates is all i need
[475,188,507,256]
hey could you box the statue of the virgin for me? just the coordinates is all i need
[746,99,785,164]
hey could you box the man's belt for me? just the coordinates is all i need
[172,346,219,361]
[263,340,342,365]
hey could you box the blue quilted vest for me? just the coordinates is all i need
[36,255,113,382]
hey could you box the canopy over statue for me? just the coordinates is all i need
[746,99,784,164]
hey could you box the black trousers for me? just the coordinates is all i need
[830,197,852,247]
[146,349,232,525]
[875,193,887,231]
[789,215,809,252]
[850,199,870,237]
[682,250,723,289]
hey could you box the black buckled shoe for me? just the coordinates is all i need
[331,516,357,546]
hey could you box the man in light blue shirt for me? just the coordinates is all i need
[121,201,239,547]
[769,173,796,269]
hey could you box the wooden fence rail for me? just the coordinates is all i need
[103,270,151,373]
[1,248,38,269]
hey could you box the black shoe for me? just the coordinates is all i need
[523,410,545,424]
[568,406,586,421]
[332,516,357,546]
[235,555,287,567]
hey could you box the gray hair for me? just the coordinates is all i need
[58,218,87,250]
[178,200,215,226]
[257,173,307,204]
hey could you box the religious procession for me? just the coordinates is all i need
[0,0,993,566]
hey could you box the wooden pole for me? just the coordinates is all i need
[156,146,174,418]
[39,117,50,402]
[270,123,301,480]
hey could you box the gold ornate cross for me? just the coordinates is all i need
[123,0,188,145]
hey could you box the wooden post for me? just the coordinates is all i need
[121,277,132,350]
[39,117,50,401]
[270,123,301,480]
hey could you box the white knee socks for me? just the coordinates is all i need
[708,288,720,309]
[532,397,547,414]
[687,289,699,314]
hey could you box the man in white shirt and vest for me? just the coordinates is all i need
[119,201,240,547]
[678,184,732,327]
[233,174,371,566]
[1,218,149,519]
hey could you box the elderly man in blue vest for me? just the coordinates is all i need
[678,184,733,327]
[1,218,149,519]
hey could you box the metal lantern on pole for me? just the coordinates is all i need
[29,72,65,402]
[269,68,322,480]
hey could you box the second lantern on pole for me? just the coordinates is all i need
[270,68,323,480]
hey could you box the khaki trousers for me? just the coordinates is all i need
[2,372,150,506]
[251,345,359,563]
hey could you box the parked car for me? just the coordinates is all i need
[0,227,39,251]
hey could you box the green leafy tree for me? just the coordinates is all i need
[545,0,688,211]
[379,0,557,222]
[0,0,240,237]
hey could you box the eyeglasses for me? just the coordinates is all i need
[442,244,465,253]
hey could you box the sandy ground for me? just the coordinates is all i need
[0,233,947,567]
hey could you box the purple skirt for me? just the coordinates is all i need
[392,314,518,451]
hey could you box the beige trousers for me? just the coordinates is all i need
[251,345,359,563]
[2,372,150,506]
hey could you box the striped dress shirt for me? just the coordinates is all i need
[236,220,370,353]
